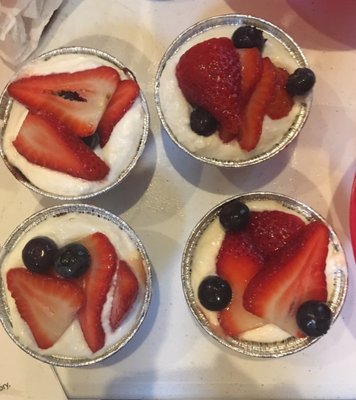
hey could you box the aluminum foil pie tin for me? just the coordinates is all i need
[0,46,150,200]
[0,204,152,367]
[181,192,348,358]
[155,15,312,167]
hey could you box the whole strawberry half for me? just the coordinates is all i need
[245,210,306,258]
[216,231,265,337]
[7,268,84,349]
[176,37,242,140]
[13,113,109,181]
[77,232,117,353]
[109,259,139,330]
[8,66,120,137]
[243,221,329,338]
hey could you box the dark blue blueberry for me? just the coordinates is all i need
[219,200,250,232]
[296,300,332,337]
[198,275,232,311]
[22,236,58,273]
[54,243,91,279]
[286,68,316,96]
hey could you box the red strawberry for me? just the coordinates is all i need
[245,210,306,258]
[176,37,242,141]
[77,232,117,352]
[266,67,294,119]
[243,221,329,338]
[6,268,84,349]
[239,57,276,151]
[8,66,120,137]
[13,113,109,181]
[109,260,139,330]
[97,79,139,147]
[235,48,263,104]
[216,232,265,337]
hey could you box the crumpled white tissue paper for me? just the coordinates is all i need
[0,0,63,66]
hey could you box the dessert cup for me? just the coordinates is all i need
[0,204,152,367]
[155,15,312,167]
[0,46,150,200]
[181,192,347,357]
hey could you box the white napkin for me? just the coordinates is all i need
[0,0,63,66]
[0,326,68,399]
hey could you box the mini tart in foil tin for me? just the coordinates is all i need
[0,47,150,200]
[155,15,312,167]
[0,204,152,367]
[181,192,347,358]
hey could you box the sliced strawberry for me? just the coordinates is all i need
[216,232,265,337]
[77,232,117,352]
[13,113,109,181]
[266,67,294,119]
[176,37,242,140]
[6,268,84,349]
[245,210,306,258]
[243,221,329,338]
[109,260,139,330]
[235,48,263,104]
[8,66,120,137]
[97,79,139,148]
[239,57,276,151]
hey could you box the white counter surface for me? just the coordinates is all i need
[0,1,355,399]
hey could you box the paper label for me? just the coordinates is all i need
[0,326,67,399]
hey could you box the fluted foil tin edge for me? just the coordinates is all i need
[181,192,348,358]
[154,14,312,167]
[0,46,150,200]
[0,204,153,367]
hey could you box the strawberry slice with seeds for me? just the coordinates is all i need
[97,79,139,147]
[176,37,242,141]
[235,48,263,104]
[6,268,84,349]
[245,210,306,258]
[77,232,117,352]
[13,113,109,181]
[8,66,120,137]
[239,57,277,151]
[109,259,139,330]
[243,221,329,338]
[266,67,294,119]
[216,232,265,337]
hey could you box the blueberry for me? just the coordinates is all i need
[296,300,332,337]
[219,200,250,232]
[286,68,316,96]
[190,107,218,136]
[22,236,58,273]
[54,243,91,279]
[82,132,99,149]
[232,26,266,51]
[198,275,232,311]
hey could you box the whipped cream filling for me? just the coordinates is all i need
[1,212,147,358]
[2,54,145,196]
[159,25,305,161]
[190,199,345,343]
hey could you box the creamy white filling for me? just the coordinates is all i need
[191,200,345,343]
[2,54,145,196]
[159,25,305,161]
[1,213,147,358]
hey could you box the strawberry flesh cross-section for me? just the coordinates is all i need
[8,66,120,137]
